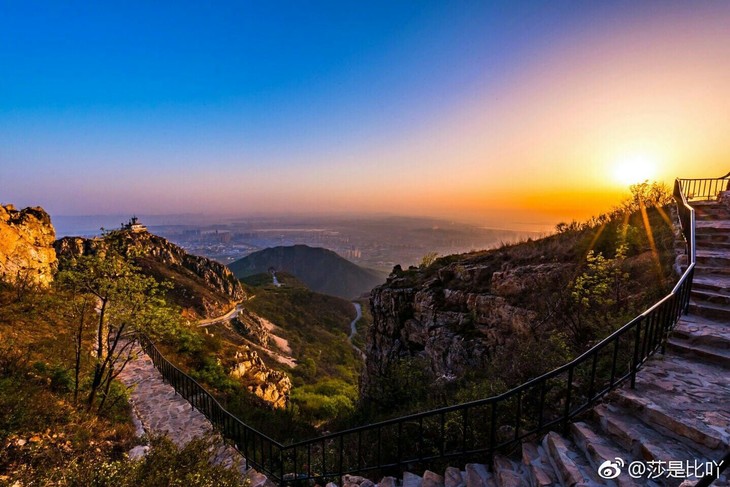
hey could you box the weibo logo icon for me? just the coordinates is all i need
[597,458,625,479]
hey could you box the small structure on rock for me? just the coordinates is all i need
[122,216,147,233]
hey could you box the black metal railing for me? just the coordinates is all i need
[678,172,730,202]
[138,176,715,485]
[139,336,287,477]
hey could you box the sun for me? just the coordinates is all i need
[612,154,657,186]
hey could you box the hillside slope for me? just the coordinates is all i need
[55,229,245,319]
[239,272,361,426]
[362,205,677,413]
[229,245,386,299]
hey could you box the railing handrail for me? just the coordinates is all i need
[678,173,730,201]
[139,175,721,484]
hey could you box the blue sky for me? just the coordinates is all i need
[2,1,729,228]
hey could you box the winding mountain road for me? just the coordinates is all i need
[198,303,245,327]
[348,302,366,361]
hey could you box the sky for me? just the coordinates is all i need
[2,1,729,231]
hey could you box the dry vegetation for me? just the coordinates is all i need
[0,282,247,485]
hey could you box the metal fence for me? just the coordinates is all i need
[139,176,711,485]
[678,172,730,201]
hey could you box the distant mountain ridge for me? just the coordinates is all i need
[229,245,386,299]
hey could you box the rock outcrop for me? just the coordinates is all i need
[363,258,572,398]
[55,228,245,318]
[229,346,291,409]
[0,204,57,287]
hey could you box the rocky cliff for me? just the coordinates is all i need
[0,204,57,287]
[55,229,245,318]
[229,346,291,409]
[362,208,676,403]
[232,308,272,347]
[363,255,573,398]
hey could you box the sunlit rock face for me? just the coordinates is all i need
[362,257,572,399]
[0,204,57,287]
[230,346,292,409]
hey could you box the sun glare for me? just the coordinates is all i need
[612,154,657,186]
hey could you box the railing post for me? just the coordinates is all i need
[460,409,466,454]
[631,318,642,388]
[562,367,573,434]
[489,401,497,457]
[440,411,446,457]
[396,422,402,469]
[308,442,312,481]
[609,338,619,387]
[339,435,344,482]
[514,390,522,442]
[280,445,285,485]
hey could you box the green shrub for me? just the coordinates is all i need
[61,435,247,486]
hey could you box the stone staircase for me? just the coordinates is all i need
[339,198,730,487]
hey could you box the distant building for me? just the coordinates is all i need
[122,216,147,233]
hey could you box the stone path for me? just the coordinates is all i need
[118,347,217,446]
[117,344,270,482]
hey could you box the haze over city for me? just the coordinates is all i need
[2,1,729,230]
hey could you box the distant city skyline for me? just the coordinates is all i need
[2,1,729,228]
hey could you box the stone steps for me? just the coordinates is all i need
[570,421,645,487]
[692,275,730,294]
[593,403,708,480]
[695,220,730,234]
[666,338,730,369]
[465,463,496,487]
[698,241,730,250]
[688,300,730,320]
[543,431,606,486]
[695,235,730,248]
[669,313,730,368]
[691,288,730,306]
[522,442,559,487]
[692,267,730,279]
[443,467,466,487]
[695,213,730,222]
[672,315,730,348]
[612,380,730,452]
[493,455,528,487]
[697,248,730,267]
[695,249,730,267]
[694,208,730,220]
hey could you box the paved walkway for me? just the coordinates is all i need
[117,344,252,474]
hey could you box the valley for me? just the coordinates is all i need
[54,214,539,274]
